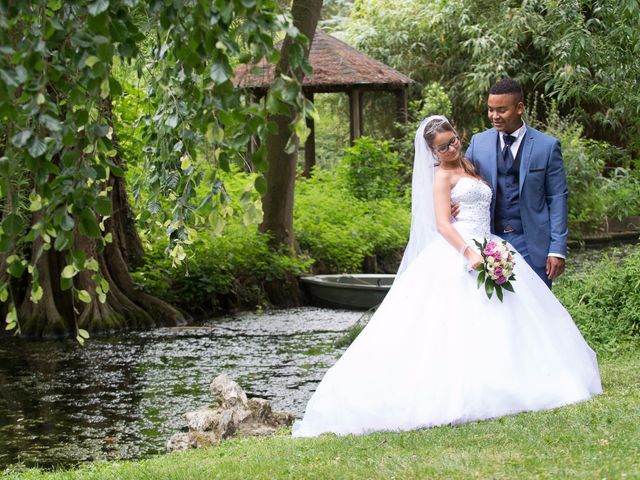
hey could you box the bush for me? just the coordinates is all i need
[602,167,640,220]
[294,169,410,272]
[339,137,406,200]
[555,246,640,356]
[132,225,313,317]
[540,111,607,231]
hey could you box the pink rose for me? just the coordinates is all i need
[496,275,507,285]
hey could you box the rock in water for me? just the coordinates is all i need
[167,373,294,452]
[210,373,248,408]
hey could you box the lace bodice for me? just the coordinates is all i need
[451,177,492,240]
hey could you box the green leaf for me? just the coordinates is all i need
[496,285,504,302]
[2,214,24,237]
[502,282,515,293]
[78,328,90,339]
[7,257,25,278]
[11,130,32,148]
[6,322,17,331]
[60,276,73,291]
[40,114,62,132]
[254,175,267,196]
[0,234,10,253]
[28,193,43,212]
[95,196,112,216]
[210,62,229,84]
[100,78,110,98]
[87,0,109,17]
[79,211,101,238]
[28,138,47,158]
[61,264,78,279]
[485,281,494,299]
[180,156,192,171]
[54,232,71,251]
[60,214,75,231]
[5,306,16,324]
[30,284,44,302]
[85,258,100,272]
[85,55,100,68]
[75,335,85,346]
[77,289,91,303]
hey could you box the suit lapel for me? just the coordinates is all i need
[487,129,498,193]
[519,128,535,194]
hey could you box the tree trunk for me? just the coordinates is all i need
[259,0,323,249]
[9,103,188,339]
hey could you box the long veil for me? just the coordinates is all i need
[396,115,447,276]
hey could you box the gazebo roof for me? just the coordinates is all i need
[234,30,413,94]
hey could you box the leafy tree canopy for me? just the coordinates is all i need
[345,0,640,149]
[0,0,311,335]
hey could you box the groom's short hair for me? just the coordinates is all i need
[489,79,524,103]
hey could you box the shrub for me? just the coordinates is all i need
[541,111,607,231]
[339,137,406,200]
[601,167,640,220]
[133,224,313,316]
[555,246,640,356]
[294,169,410,272]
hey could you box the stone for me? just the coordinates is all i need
[247,397,272,422]
[236,421,278,437]
[168,374,296,452]
[166,431,218,452]
[210,373,248,408]
[185,408,221,432]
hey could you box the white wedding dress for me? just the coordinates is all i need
[292,177,602,438]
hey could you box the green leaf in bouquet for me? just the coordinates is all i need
[477,271,485,288]
[502,281,514,293]
[473,238,484,250]
[496,285,504,302]
[485,280,494,299]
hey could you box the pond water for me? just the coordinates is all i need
[0,240,637,470]
[0,308,362,470]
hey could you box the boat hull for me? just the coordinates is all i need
[299,274,395,310]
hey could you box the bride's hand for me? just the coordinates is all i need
[465,249,483,270]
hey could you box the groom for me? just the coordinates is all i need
[465,79,568,288]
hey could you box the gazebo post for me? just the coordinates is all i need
[349,88,364,145]
[302,91,315,178]
[395,88,408,136]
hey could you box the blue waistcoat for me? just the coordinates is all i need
[494,135,526,233]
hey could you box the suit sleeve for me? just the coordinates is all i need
[545,139,568,257]
[465,136,476,167]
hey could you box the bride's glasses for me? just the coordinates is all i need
[436,136,460,153]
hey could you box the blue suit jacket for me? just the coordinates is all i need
[465,126,568,267]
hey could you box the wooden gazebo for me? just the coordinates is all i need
[234,30,414,175]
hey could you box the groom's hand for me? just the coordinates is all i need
[450,202,460,220]
[546,256,565,280]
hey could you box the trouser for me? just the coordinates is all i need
[501,231,552,289]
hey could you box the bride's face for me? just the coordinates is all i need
[433,131,461,164]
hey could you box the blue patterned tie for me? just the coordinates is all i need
[502,134,516,167]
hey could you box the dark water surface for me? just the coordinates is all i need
[0,308,361,469]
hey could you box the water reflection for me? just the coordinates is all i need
[0,307,361,469]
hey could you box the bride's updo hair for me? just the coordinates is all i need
[423,117,481,180]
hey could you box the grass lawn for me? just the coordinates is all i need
[3,353,638,479]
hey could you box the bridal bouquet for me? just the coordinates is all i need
[473,239,516,301]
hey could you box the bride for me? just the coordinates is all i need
[292,115,602,438]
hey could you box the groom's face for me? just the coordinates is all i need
[487,94,525,134]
